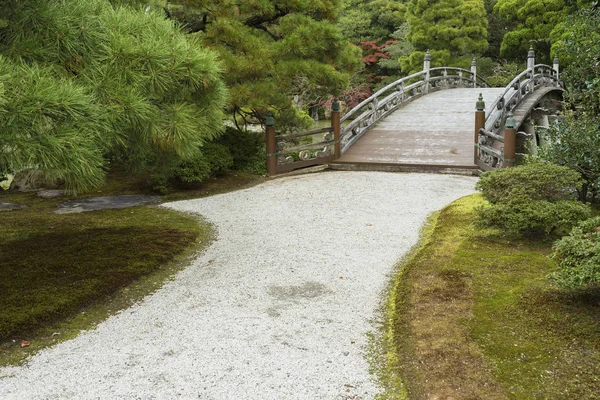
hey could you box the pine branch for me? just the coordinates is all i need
[243,7,287,29]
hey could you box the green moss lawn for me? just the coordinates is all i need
[0,170,264,366]
[388,194,600,399]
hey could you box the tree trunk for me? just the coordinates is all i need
[579,183,589,203]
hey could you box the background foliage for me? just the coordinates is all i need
[538,5,600,201]
[552,216,600,288]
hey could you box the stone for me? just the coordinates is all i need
[37,190,67,199]
[9,170,60,192]
[0,201,27,212]
[53,195,160,214]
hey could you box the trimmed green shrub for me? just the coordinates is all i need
[216,127,267,175]
[551,216,600,288]
[477,200,591,235]
[174,142,233,186]
[476,162,591,235]
[476,162,584,203]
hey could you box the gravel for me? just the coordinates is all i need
[0,171,477,399]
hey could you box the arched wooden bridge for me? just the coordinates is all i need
[265,48,564,175]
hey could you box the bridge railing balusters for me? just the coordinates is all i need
[266,53,490,175]
[334,47,490,158]
[265,101,341,175]
[477,47,563,170]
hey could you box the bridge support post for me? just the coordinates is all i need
[527,46,535,92]
[423,50,431,94]
[503,112,517,167]
[527,46,535,70]
[474,94,485,165]
[471,59,477,88]
[553,55,560,85]
[331,99,341,159]
[266,113,277,176]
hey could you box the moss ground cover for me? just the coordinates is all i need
[0,169,265,366]
[389,194,600,399]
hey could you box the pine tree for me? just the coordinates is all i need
[493,0,575,62]
[402,0,488,72]
[338,0,407,44]
[163,0,362,130]
[0,0,226,191]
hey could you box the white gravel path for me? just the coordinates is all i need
[0,171,477,399]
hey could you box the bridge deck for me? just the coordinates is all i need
[334,88,505,171]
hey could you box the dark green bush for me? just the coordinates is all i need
[174,142,234,185]
[482,62,522,88]
[551,216,600,288]
[476,162,584,203]
[216,127,266,174]
[476,162,591,235]
[477,200,591,235]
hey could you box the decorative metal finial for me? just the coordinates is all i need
[471,58,477,67]
[265,112,275,127]
[528,46,535,59]
[332,98,340,113]
[505,112,516,129]
[424,49,431,62]
[553,55,559,64]
[476,93,485,111]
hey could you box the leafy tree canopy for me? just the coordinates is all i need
[552,4,600,114]
[493,0,592,62]
[0,0,227,191]
[403,0,488,72]
[337,0,407,44]
[537,5,600,201]
[163,0,362,130]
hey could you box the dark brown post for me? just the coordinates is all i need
[503,112,516,167]
[331,98,341,159]
[266,112,277,176]
[474,93,485,164]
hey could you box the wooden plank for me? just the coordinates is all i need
[275,155,335,173]
[337,88,506,169]
[477,160,494,171]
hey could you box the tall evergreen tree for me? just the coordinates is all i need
[537,5,600,200]
[402,0,488,72]
[163,0,362,129]
[337,0,408,44]
[0,0,227,191]
[493,0,577,61]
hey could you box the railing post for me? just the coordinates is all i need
[474,93,485,165]
[503,112,516,167]
[527,46,535,70]
[471,58,477,88]
[266,112,277,176]
[423,49,431,94]
[527,46,535,91]
[332,98,341,159]
[553,55,560,85]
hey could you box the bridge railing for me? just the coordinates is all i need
[265,51,490,175]
[340,62,490,153]
[477,48,562,169]
[266,121,339,175]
